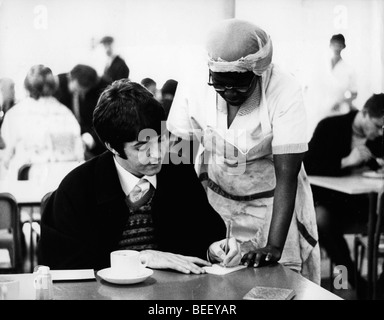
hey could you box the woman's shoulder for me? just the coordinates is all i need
[265,64,302,94]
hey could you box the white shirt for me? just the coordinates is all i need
[113,156,157,196]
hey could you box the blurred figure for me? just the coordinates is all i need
[54,64,108,159]
[160,79,178,119]
[99,36,130,84]
[303,34,358,138]
[140,77,158,98]
[0,77,16,150]
[0,65,84,180]
[0,77,16,116]
[304,93,384,293]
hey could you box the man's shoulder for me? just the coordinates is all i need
[319,110,357,127]
[59,154,106,190]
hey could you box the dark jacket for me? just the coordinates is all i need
[102,55,129,84]
[54,73,108,157]
[304,111,383,177]
[37,151,226,270]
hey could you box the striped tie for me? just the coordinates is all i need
[128,179,151,203]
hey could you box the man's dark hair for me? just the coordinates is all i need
[69,64,98,89]
[363,93,384,119]
[141,78,156,89]
[93,79,166,157]
[330,34,346,48]
[100,36,114,45]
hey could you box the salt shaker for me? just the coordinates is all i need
[34,265,54,300]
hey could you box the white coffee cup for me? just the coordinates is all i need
[110,250,147,278]
[0,277,20,300]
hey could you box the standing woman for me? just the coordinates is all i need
[167,19,320,284]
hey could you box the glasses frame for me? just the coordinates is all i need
[207,72,257,94]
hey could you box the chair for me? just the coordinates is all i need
[17,163,31,180]
[0,193,23,273]
[327,226,367,293]
[34,191,53,244]
[354,186,384,299]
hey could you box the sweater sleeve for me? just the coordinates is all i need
[37,188,99,269]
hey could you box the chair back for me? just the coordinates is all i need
[40,192,53,216]
[0,193,23,273]
[17,164,32,180]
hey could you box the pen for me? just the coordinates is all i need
[224,220,232,255]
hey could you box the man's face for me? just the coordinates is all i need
[117,133,168,178]
[209,71,257,106]
[329,41,345,55]
[102,43,113,57]
[362,113,384,140]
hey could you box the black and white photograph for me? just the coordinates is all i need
[0,0,383,306]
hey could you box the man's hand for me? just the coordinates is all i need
[139,250,211,274]
[208,237,241,267]
[342,145,373,168]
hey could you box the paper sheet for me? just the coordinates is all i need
[50,269,96,281]
[203,264,246,275]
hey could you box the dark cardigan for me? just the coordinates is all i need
[37,151,226,270]
[304,111,383,177]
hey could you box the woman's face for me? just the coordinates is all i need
[209,71,258,106]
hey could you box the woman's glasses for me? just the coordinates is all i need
[207,73,256,94]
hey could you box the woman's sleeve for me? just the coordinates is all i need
[269,77,309,155]
[166,81,194,141]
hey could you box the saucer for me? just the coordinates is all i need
[97,267,153,285]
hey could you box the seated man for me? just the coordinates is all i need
[304,93,384,291]
[37,80,240,274]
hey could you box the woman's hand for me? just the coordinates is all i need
[139,250,211,274]
[240,244,281,267]
[208,237,241,267]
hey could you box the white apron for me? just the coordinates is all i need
[193,75,320,284]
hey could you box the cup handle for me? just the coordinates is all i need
[0,285,8,300]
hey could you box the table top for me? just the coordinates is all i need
[0,180,58,205]
[3,264,341,300]
[308,174,383,195]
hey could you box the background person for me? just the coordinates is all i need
[160,79,178,119]
[0,64,84,180]
[303,93,384,292]
[303,33,358,137]
[99,35,130,84]
[54,64,108,159]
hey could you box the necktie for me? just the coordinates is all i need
[128,178,151,203]
[72,92,81,123]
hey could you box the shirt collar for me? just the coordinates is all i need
[113,156,157,195]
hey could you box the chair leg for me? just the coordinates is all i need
[329,257,334,292]
[354,238,360,294]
